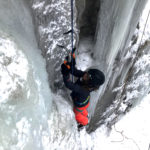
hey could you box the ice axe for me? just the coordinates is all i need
[57,44,76,61]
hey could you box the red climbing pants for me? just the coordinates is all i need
[73,102,90,126]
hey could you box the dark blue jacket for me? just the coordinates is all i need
[62,67,90,107]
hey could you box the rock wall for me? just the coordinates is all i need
[30,0,76,94]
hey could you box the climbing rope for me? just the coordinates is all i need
[70,0,74,82]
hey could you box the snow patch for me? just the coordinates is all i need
[32,1,45,10]
[0,37,29,103]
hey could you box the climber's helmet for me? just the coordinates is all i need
[87,69,105,89]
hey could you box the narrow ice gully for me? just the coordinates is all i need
[0,0,150,150]
[0,0,51,149]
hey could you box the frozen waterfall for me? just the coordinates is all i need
[0,0,150,149]
[0,0,51,149]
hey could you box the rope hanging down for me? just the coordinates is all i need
[70,0,74,82]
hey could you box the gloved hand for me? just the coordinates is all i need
[65,47,76,62]
[61,64,70,76]
[63,48,76,74]
[64,52,75,67]
[64,56,75,71]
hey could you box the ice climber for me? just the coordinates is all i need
[61,51,105,129]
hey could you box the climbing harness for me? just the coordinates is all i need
[74,96,90,106]
[75,107,83,112]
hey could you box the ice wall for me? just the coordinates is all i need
[88,0,148,132]
[0,0,51,149]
